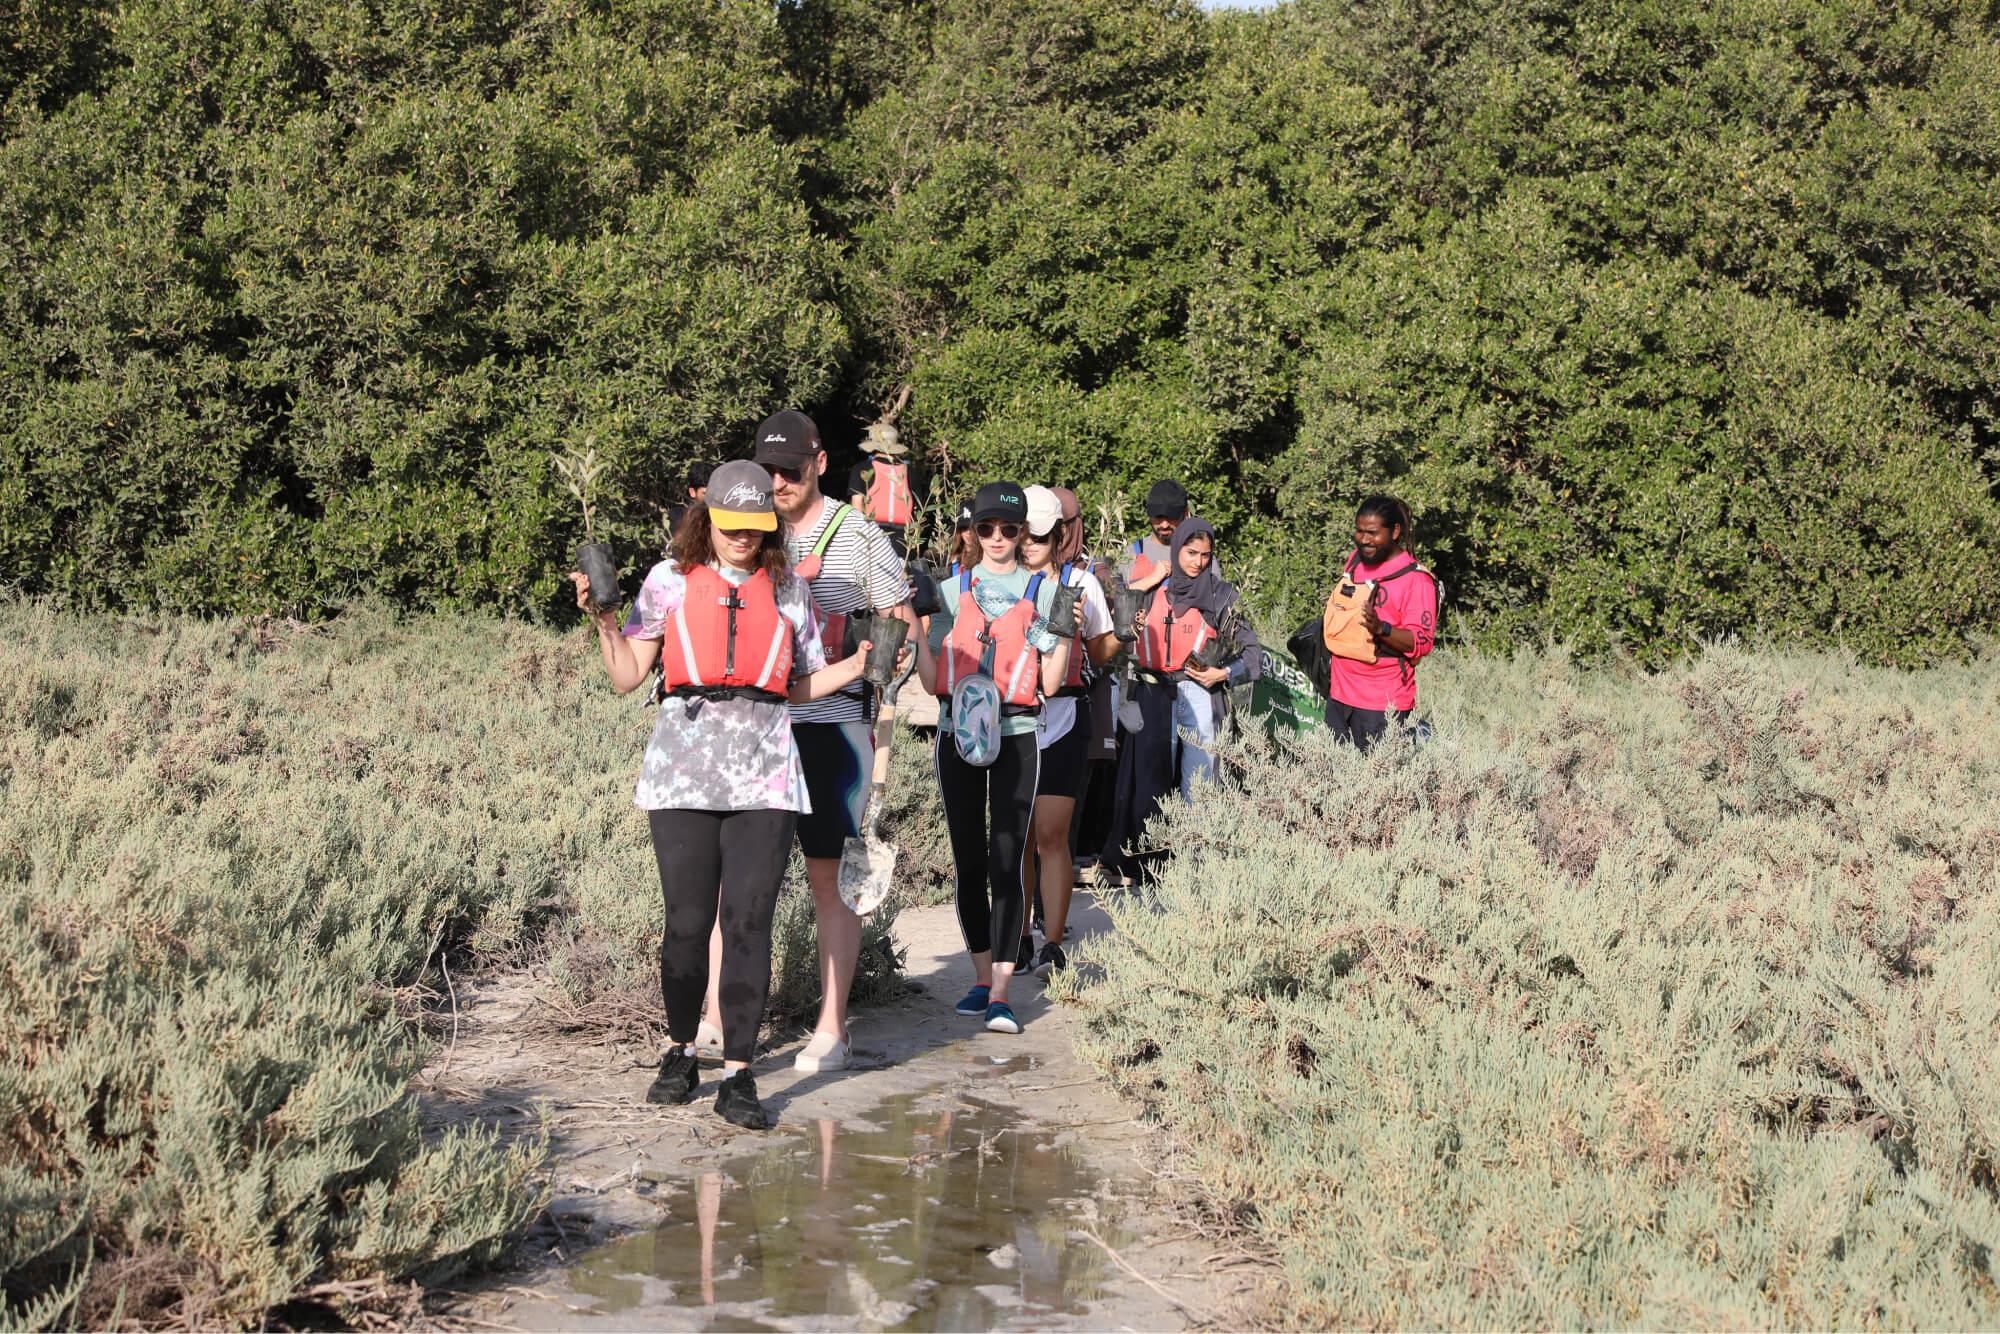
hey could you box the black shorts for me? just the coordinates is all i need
[1035,696,1093,800]
[793,720,871,859]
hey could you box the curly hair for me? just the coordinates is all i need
[671,505,790,580]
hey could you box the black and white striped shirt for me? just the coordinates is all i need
[785,499,909,725]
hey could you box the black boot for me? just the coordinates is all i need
[646,1046,700,1105]
[714,1068,769,1130]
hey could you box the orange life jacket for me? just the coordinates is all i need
[934,570,1046,709]
[1128,537,1161,584]
[863,459,912,527]
[658,565,793,700]
[1135,585,1214,674]
[1323,551,1429,666]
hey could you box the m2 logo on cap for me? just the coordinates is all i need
[719,481,768,507]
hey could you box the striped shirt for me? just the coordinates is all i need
[785,498,910,725]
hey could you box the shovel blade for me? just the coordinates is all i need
[837,835,896,916]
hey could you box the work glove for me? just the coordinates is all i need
[1044,583,1082,640]
[906,561,946,618]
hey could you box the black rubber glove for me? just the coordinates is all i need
[1044,583,1082,640]
[906,562,946,618]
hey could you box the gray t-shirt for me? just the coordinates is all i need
[624,560,827,812]
[785,499,910,725]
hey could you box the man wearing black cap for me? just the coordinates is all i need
[753,409,915,1074]
[1123,479,1191,592]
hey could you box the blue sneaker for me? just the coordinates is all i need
[985,1002,1021,1034]
[953,985,990,1016]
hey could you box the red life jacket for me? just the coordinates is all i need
[1128,537,1160,584]
[863,459,912,527]
[1135,584,1213,674]
[934,570,1046,709]
[658,565,794,700]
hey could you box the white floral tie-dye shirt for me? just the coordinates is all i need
[622,560,827,812]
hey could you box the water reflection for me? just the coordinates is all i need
[567,1093,1130,1330]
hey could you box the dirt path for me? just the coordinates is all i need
[420,893,1263,1330]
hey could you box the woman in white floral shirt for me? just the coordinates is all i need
[573,461,875,1131]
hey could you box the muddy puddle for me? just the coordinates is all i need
[559,1088,1138,1330]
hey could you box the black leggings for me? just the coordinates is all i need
[935,728,1039,959]
[646,807,797,1063]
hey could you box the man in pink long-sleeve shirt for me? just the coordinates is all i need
[1327,496,1438,750]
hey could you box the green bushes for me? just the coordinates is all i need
[3,0,1997,658]
[1060,645,2000,1326]
[0,602,900,1326]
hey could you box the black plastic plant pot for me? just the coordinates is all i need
[861,615,910,688]
[1111,586,1146,642]
[575,542,620,611]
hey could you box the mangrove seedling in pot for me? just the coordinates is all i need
[556,443,620,610]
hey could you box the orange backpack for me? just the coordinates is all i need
[1322,553,1432,664]
[1322,572,1380,663]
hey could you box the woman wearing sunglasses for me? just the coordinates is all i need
[912,483,1076,1035]
[1102,515,1262,884]
[1017,486,1118,975]
[573,461,879,1131]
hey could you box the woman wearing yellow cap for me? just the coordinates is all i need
[574,460,876,1131]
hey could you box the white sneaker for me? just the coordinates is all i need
[793,1031,850,1073]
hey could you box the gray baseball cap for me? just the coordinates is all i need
[705,459,777,531]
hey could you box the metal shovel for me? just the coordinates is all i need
[837,617,913,916]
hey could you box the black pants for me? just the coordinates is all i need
[935,728,1039,958]
[646,807,797,1063]
[1324,699,1392,752]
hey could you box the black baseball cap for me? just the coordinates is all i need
[1144,479,1189,518]
[954,502,973,531]
[752,410,821,468]
[970,481,1028,525]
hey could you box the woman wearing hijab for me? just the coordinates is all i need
[1102,517,1261,884]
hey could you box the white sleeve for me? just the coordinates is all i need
[1077,570,1112,639]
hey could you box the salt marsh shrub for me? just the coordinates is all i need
[1062,644,2000,1328]
[0,601,910,1326]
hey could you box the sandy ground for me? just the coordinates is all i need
[419,893,1266,1331]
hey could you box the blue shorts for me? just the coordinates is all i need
[792,720,872,859]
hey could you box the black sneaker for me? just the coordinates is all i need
[714,1069,769,1130]
[646,1047,700,1105]
[1015,934,1036,972]
[1032,941,1068,975]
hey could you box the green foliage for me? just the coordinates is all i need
[1058,644,2000,1327]
[1,0,842,618]
[806,0,2000,664]
[3,0,1998,662]
[0,601,912,1325]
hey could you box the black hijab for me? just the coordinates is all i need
[1166,516,1261,681]
[1167,517,1235,619]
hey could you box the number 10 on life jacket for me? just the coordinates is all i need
[1135,585,1213,673]
[934,570,1046,708]
[658,566,793,700]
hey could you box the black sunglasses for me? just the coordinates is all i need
[976,521,1022,540]
[766,464,806,484]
